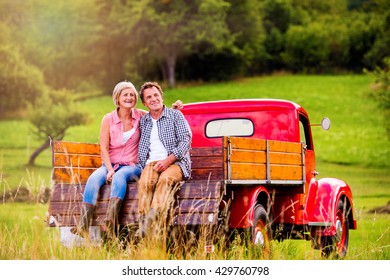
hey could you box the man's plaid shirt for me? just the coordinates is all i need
[138,106,192,180]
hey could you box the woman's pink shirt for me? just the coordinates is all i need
[105,108,142,165]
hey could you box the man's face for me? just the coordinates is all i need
[142,86,164,111]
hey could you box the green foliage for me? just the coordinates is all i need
[282,23,330,72]
[1,0,390,91]
[179,0,267,80]
[365,57,390,139]
[347,12,379,70]
[0,43,47,118]
[27,89,90,141]
[362,0,390,68]
[111,0,232,87]
[227,0,266,68]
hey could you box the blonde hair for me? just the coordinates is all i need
[112,81,138,107]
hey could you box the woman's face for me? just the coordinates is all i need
[118,88,137,109]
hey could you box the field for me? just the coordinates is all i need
[0,74,389,260]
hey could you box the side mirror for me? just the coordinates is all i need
[321,117,331,130]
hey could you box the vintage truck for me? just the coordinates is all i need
[47,98,357,258]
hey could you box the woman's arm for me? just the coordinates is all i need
[99,115,115,182]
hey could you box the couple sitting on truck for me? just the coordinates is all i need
[70,81,192,239]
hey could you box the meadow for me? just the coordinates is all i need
[0,74,389,259]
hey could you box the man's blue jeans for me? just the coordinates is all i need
[82,164,141,205]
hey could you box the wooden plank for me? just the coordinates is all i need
[230,150,266,164]
[49,185,85,202]
[175,199,219,213]
[229,150,302,165]
[190,157,223,169]
[49,184,139,202]
[268,140,302,153]
[189,169,224,181]
[270,165,303,180]
[53,154,102,168]
[269,152,302,165]
[48,201,110,216]
[224,137,267,151]
[52,167,95,184]
[190,147,222,157]
[230,163,267,180]
[53,141,101,155]
[178,181,222,199]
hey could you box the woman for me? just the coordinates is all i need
[71,81,182,238]
[70,81,145,238]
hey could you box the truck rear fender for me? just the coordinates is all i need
[306,178,356,235]
[229,186,272,229]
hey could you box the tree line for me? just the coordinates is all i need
[1,0,389,115]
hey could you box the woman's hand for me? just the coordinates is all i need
[106,169,115,182]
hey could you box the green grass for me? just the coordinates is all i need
[0,74,389,259]
[0,202,388,260]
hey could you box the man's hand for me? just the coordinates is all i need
[153,160,169,172]
[153,155,176,172]
[172,100,183,110]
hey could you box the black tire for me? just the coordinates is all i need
[252,204,272,258]
[321,199,350,258]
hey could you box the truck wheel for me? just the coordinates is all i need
[321,199,349,258]
[252,204,272,258]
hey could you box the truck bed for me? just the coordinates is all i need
[47,136,305,228]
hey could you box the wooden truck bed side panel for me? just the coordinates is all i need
[223,136,305,185]
[48,141,224,227]
[48,181,222,227]
[189,146,224,181]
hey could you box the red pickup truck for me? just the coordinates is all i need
[48,98,357,258]
[182,99,357,258]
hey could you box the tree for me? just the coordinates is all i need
[226,0,266,75]
[178,0,267,81]
[366,57,390,140]
[0,41,47,118]
[27,90,90,166]
[362,0,390,69]
[282,23,330,72]
[112,0,232,87]
[260,0,293,71]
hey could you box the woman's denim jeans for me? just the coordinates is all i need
[82,164,141,205]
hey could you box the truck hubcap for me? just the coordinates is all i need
[254,230,265,246]
[335,219,343,243]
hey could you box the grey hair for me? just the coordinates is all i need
[112,81,138,107]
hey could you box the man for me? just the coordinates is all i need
[137,81,192,238]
